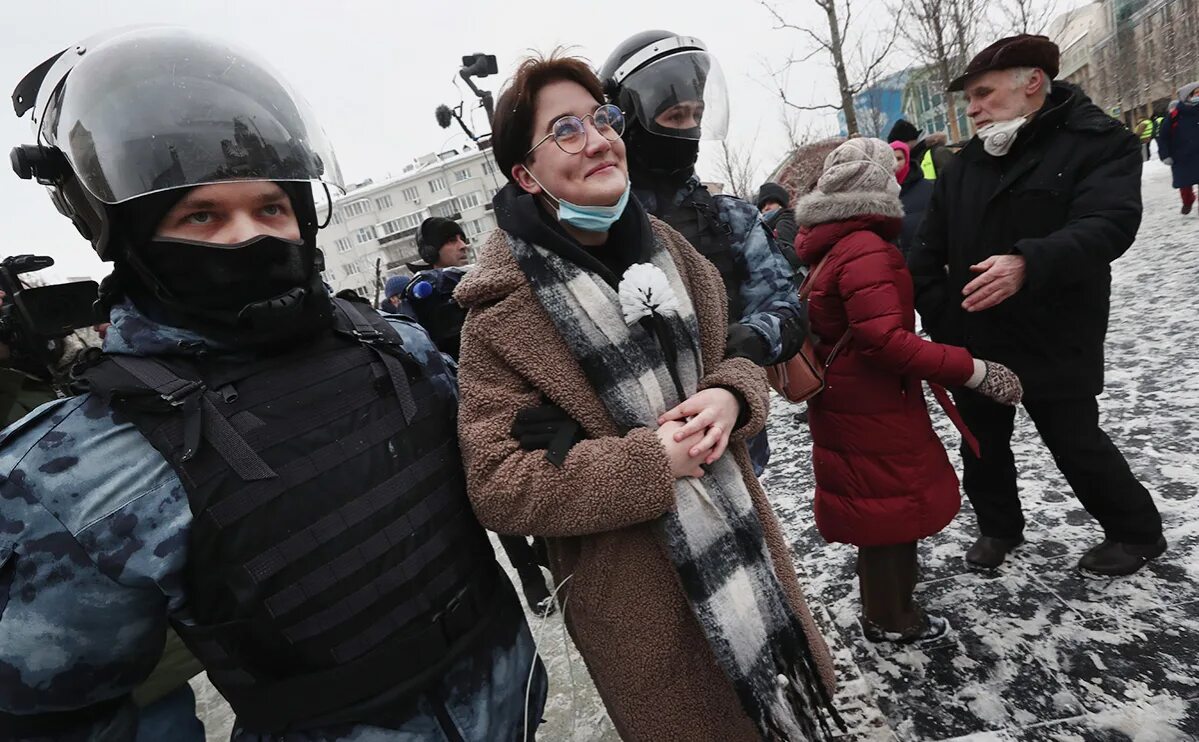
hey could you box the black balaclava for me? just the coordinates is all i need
[624,118,701,186]
[106,180,332,348]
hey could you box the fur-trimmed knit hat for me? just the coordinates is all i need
[795,137,903,227]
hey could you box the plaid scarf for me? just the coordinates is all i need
[508,231,838,740]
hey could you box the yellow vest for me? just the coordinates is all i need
[920,149,937,180]
[1136,119,1154,141]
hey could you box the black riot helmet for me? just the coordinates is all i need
[10,28,346,345]
[600,31,729,143]
[11,26,345,261]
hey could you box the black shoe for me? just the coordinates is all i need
[531,595,557,617]
[861,612,951,646]
[1078,536,1167,577]
[1184,202,1194,215]
[965,535,1024,571]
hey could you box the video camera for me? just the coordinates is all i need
[0,254,101,379]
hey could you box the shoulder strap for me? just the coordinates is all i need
[332,299,417,423]
[108,355,277,481]
[796,244,852,360]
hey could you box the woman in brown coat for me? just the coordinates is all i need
[454,54,840,741]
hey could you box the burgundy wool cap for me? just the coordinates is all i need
[948,34,1060,92]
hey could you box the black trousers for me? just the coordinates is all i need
[955,391,1162,544]
[498,535,551,606]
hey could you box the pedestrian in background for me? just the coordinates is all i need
[404,217,471,359]
[794,138,1021,644]
[756,181,801,270]
[378,274,412,314]
[1158,82,1199,215]
[890,141,933,257]
[1136,115,1156,161]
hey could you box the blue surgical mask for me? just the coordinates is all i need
[526,169,630,232]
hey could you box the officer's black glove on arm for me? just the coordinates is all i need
[725,323,773,366]
[509,402,583,468]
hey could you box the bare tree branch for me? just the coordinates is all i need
[892,0,982,142]
[714,139,759,200]
[761,0,898,136]
[995,0,1058,36]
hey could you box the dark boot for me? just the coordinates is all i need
[1184,201,1195,215]
[861,609,951,646]
[1078,536,1167,577]
[965,535,1024,571]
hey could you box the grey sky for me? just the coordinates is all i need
[0,0,1065,281]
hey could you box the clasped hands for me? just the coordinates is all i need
[656,388,740,479]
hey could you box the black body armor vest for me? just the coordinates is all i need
[82,299,499,733]
[660,185,744,321]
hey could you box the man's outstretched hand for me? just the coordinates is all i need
[962,255,1027,312]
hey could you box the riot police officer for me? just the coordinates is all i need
[1,27,545,740]
[600,31,807,474]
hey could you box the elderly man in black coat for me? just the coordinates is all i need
[909,34,1165,577]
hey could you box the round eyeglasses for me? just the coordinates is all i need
[525,104,626,158]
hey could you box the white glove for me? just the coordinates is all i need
[966,359,1022,406]
[1163,157,1174,166]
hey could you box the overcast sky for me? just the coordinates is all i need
[0,0,1070,281]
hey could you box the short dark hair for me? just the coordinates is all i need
[491,52,606,183]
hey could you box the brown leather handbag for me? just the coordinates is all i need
[766,256,851,404]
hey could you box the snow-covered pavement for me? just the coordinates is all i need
[760,158,1199,741]
[196,159,1197,741]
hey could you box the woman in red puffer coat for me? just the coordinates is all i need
[793,138,1023,645]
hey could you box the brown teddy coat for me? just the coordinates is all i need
[454,217,837,741]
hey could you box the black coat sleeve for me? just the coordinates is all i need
[773,209,800,266]
[907,172,953,342]
[1013,131,1143,294]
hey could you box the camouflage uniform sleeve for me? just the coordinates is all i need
[719,197,806,364]
[0,394,185,732]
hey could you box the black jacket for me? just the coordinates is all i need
[763,206,801,269]
[909,83,1142,399]
[897,168,933,258]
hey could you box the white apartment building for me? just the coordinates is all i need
[317,146,505,302]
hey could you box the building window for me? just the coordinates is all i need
[401,186,419,202]
[456,191,481,210]
[465,218,485,236]
[380,212,422,235]
[482,160,496,175]
[344,262,362,277]
[429,177,447,194]
[355,225,378,244]
[454,168,472,182]
[332,211,343,225]
[335,237,353,253]
[375,194,393,210]
[343,199,371,218]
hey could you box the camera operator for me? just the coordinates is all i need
[0,288,61,427]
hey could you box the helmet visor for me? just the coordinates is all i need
[39,27,343,204]
[622,51,729,141]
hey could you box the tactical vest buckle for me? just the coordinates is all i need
[161,379,206,407]
[351,328,386,345]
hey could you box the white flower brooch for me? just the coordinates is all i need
[618,263,679,325]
